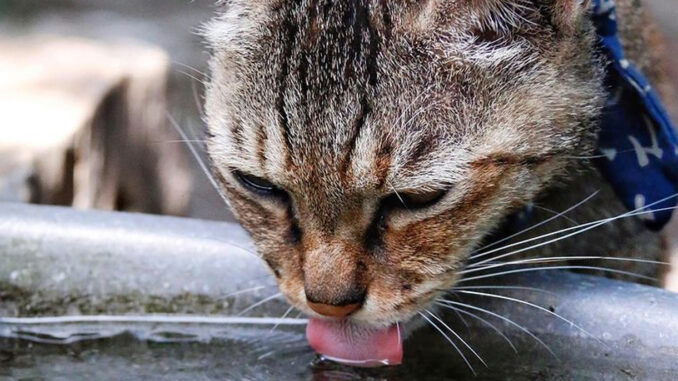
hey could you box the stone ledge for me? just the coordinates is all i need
[0,203,278,317]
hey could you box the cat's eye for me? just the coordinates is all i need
[403,189,448,207]
[385,188,449,210]
[234,170,285,197]
[401,189,448,209]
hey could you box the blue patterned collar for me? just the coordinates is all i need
[592,0,678,230]
[504,0,678,234]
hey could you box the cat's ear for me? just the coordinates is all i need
[550,0,591,34]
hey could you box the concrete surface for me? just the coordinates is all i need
[0,203,274,317]
[2,203,678,380]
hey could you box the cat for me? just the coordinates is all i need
[202,0,676,366]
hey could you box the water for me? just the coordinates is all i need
[1,266,677,380]
[0,316,541,381]
[0,318,313,381]
[2,315,671,381]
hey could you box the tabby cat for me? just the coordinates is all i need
[203,0,675,366]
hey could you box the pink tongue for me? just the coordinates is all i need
[306,318,403,367]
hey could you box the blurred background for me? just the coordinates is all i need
[0,0,232,221]
[0,0,676,224]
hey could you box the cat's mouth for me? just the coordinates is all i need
[306,317,403,367]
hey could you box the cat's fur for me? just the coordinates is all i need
[204,0,673,328]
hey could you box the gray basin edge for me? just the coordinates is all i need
[1,202,678,375]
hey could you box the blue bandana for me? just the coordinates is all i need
[592,0,678,230]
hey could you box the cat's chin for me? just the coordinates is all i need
[306,317,403,367]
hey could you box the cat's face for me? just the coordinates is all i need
[204,0,602,328]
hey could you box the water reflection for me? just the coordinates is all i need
[0,317,491,380]
[0,322,575,381]
[1,293,671,381]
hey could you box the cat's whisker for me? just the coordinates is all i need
[418,310,476,375]
[236,292,283,317]
[565,154,608,160]
[166,112,232,208]
[469,203,678,267]
[452,285,555,295]
[473,190,600,254]
[472,191,678,261]
[564,148,638,160]
[426,310,488,367]
[470,206,678,267]
[175,68,208,86]
[451,291,604,346]
[173,61,208,79]
[203,235,261,257]
[447,293,472,331]
[268,305,295,335]
[441,303,518,354]
[462,256,669,275]
[436,300,556,358]
[532,205,578,225]
[221,285,270,300]
[459,265,656,284]
[387,180,408,209]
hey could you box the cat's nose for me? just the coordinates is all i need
[306,291,365,318]
[302,241,367,318]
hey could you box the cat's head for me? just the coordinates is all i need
[204,0,603,328]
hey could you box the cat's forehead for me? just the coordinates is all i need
[205,0,564,191]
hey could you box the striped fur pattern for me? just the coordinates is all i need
[203,0,665,328]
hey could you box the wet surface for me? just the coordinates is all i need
[0,323,608,381]
[1,292,677,381]
[0,327,673,381]
[2,205,678,380]
[0,327,314,381]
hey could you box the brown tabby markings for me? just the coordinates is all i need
[338,101,370,181]
[204,0,670,328]
[256,124,268,167]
